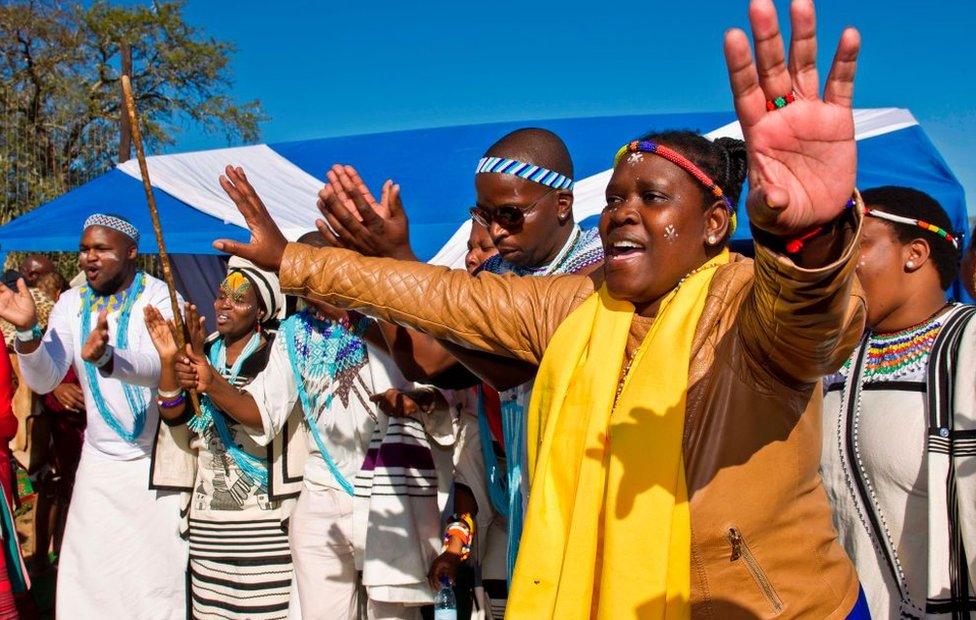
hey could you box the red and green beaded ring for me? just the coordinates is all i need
[613,139,738,232]
[766,91,797,111]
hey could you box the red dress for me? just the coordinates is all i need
[40,367,86,487]
[0,352,20,618]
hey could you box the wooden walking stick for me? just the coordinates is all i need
[121,74,201,415]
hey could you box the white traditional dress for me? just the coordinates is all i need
[822,304,976,618]
[18,272,188,619]
[244,311,455,620]
[183,333,293,620]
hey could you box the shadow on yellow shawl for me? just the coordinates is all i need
[509,251,728,619]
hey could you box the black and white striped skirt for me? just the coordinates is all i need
[188,517,293,619]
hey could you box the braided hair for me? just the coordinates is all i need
[638,130,748,242]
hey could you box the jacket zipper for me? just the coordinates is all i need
[728,526,784,614]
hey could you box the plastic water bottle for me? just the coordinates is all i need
[433,576,457,620]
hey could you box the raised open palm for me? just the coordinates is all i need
[144,306,179,360]
[0,279,38,330]
[213,165,288,272]
[725,0,860,235]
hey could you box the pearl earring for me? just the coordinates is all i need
[906,261,916,269]
[707,236,716,245]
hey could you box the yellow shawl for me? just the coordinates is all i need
[508,251,727,619]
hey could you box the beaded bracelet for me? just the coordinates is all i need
[157,394,186,409]
[784,197,856,254]
[441,513,475,561]
[157,387,184,399]
[94,345,114,369]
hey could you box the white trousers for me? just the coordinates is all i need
[288,487,420,620]
[57,448,188,619]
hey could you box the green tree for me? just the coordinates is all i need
[0,0,267,224]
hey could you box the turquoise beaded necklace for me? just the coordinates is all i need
[80,271,149,442]
[282,310,367,496]
[191,332,268,488]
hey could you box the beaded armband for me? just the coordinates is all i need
[784,196,857,254]
[157,393,186,409]
[441,513,475,561]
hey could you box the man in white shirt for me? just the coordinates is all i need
[0,214,188,619]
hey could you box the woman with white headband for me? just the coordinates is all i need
[820,185,976,618]
[144,261,292,620]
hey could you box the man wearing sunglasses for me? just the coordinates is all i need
[312,128,602,616]
[472,128,603,277]
[456,128,603,608]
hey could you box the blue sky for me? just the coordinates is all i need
[170,0,974,213]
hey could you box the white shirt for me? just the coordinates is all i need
[245,335,411,493]
[821,330,936,619]
[18,275,177,459]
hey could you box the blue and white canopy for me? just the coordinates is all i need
[0,109,965,269]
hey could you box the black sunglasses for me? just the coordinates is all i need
[469,188,557,229]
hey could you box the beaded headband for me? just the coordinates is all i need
[476,157,574,190]
[865,207,959,250]
[613,140,737,233]
[221,272,253,302]
[84,213,140,244]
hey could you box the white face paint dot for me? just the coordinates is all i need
[664,224,678,242]
[626,152,644,166]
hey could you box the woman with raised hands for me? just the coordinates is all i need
[143,265,292,620]
[212,0,870,617]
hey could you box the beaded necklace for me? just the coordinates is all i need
[613,261,721,409]
[192,332,269,488]
[485,226,604,278]
[842,303,951,380]
[189,332,263,433]
[282,310,367,496]
[80,271,149,442]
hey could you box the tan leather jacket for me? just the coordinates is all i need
[279,211,866,619]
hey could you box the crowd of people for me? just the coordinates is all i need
[0,0,973,618]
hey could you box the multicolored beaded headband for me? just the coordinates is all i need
[84,213,140,243]
[613,140,737,232]
[476,157,574,190]
[865,207,959,250]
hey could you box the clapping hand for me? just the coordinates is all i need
[0,278,37,331]
[725,0,860,236]
[184,304,207,356]
[144,306,179,361]
[315,165,417,261]
[174,304,211,393]
[81,310,110,364]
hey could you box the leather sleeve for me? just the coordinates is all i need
[278,244,595,365]
[740,200,867,386]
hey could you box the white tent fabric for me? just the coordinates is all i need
[117,144,323,241]
[428,108,920,269]
[112,108,919,269]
